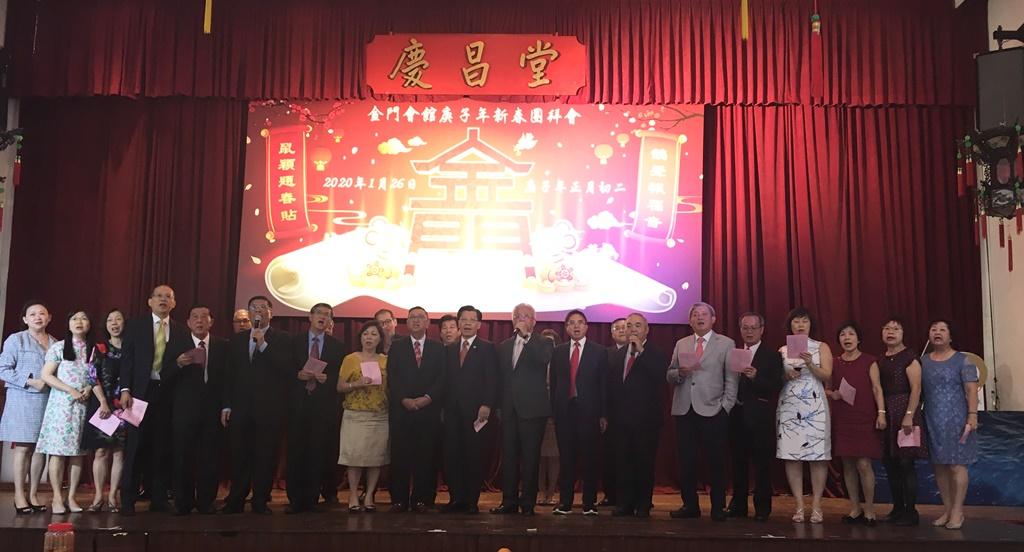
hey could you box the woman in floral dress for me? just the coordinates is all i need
[36,310,113,514]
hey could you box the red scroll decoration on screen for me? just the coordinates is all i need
[265,126,316,240]
[366,34,586,96]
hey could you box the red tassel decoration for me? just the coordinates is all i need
[1000,221,1006,248]
[982,216,988,240]
[966,156,976,188]
[1017,208,1022,234]
[956,163,966,196]
[1010,236,1015,272]
[974,216,980,246]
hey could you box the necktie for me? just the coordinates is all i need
[152,320,166,377]
[414,339,422,367]
[306,336,320,393]
[569,341,581,398]
[623,352,636,382]
[513,337,524,369]
[199,340,208,383]
[459,339,470,366]
[695,336,705,358]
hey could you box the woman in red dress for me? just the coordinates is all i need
[828,322,886,525]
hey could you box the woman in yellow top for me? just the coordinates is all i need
[337,320,389,512]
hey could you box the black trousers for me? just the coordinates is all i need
[601,422,617,502]
[286,403,330,510]
[500,411,546,509]
[319,406,342,501]
[675,407,728,513]
[225,412,281,508]
[728,404,776,515]
[171,405,222,512]
[122,380,172,509]
[443,407,486,507]
[613,423,659,513]
[555,403,601,507]
[390,411,441,505]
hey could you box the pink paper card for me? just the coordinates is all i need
[837,377,857,406]
[959,424,973,444]
[897,426,922,448]
[786,335,809,359]
[117,398,148,427]
[677,351,700,371]
[89,408,121,437]
[189,347,207,366]
[473,419,488,433]
[302,357,328,375]
[360,361,382,385]
[727,348,753,373]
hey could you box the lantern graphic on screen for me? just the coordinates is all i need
[311,147,333,172]
[594,144,613,165]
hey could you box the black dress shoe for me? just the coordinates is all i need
[842,513,865,525]
[611,507,633,517]
[284,505,304,515]
[634,509,650,518]
[465,505,480,514]
[726,507,748,518]
[669,507,700,519]
[390,503,409,513]
[711,510,728,522]
[490,504,519,514]
[598,497,615,507]
[521,507,535,516]
[149,501,170,513]
[322,495,340,505]
[412,502,429,513]
[440,502,467,513]
[882,508,904,523]
[754,512,770,522]
[251,504,273,515]
[894,510,919,526]
[197,505,217,515]
[863,517,878,527]
[220,503,244,514]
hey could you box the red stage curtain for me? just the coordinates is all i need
[5,97,246,328]
[7,0,984,106]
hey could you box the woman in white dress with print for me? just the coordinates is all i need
[776,307,833,524]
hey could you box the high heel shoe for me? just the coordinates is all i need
[810,510,824,524]
[791,508,805,523]
[29,502,48,513]
[14,503,34,516]
[945,515,965,530]
[932,514,950,527]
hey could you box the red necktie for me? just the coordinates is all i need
[695,336,705,358]
[459,340,470,366]
[623,352,636,382]
[414,339,422,367]
[569,341,581,398]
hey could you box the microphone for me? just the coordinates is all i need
[252,315,262,342]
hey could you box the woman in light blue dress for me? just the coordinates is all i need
[776,307,833,524]
[0,300,57,514]
[36,310,113,514]
[921,320,978,530]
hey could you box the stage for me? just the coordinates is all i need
[1,491,1021,552]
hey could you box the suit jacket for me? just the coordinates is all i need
[607,342,668,429]
[387,335,446,423]
[118,314,189,401]
[444,336,499,420]
[550,339,608,421]
[735,343,784,427]
[667,332,739,417]
[498,333,554,419]
[162,334,228,420]
[223,327,292,424]
[287,332,345,418]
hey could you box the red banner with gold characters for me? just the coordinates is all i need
[366,34,586,96]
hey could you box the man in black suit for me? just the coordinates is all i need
[220,295,291,515]
[162,304,228,515]
[550,310,608,515]
[606,313,667,518]
[285,303,344,514]
[727,312,783,521]
[600,317,629,508]
[388,306,446,513]
[491,303,554,516]
[442,305,498,514]
[119,284,189,515]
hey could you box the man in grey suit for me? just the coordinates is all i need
[667,302,738,521]
[491,303,554,516]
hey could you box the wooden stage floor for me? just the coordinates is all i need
[1,490,1021,551]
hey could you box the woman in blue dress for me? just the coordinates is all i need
[0,301,57,514]
[921,320,978,530]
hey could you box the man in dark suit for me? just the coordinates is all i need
[442,305,498,514]
[319,315,343,505]
[220,295,291,515]
[600,317,629,508]
[388,306,446,513]
[118,284,189,515]
[550,310,608,515]
[667,302,739,522]
[491,303,554,516]
[727,312,783,521]
[162,304,228,515]
[606,312,667,518]
[285,303,344,514]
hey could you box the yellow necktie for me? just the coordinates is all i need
[152,320,166,375]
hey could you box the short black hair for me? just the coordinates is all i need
[358,320,387,354]
[928,318,956,344]
[21,300,49,317]
[248,295,273,308]
[564,309,587,324]
[101,309,124,340]
[835,320,863,344]
[457,305,483,322]
[785,307,816,337]
[374,308,395,319]
[408,305,428,317]
[611,317,626,325]
[310,303,333,314]
[882,316,907,330]
[439,314,457,327]
[188,304,213,318]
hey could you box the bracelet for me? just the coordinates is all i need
[877,409,886,414]
[905,410,913,415]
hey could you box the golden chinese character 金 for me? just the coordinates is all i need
[461,41,490,87]
[388,38,433,90]
[519,39,560,88]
